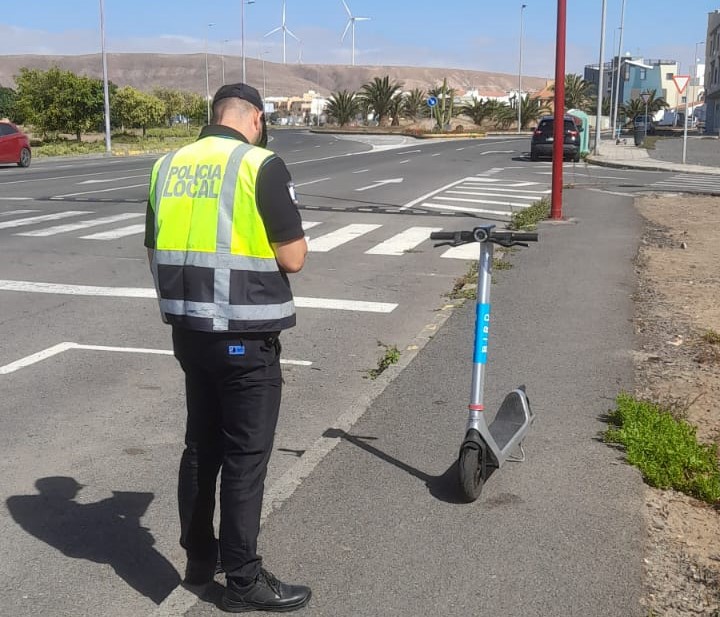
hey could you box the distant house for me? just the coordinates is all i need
[703,9,720,133]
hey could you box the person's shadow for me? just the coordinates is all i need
[6,477,180,604]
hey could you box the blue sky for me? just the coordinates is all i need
[1,1,717,77]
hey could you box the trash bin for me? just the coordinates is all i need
[634,126,645,147]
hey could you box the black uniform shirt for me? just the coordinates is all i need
[145,124,304,248]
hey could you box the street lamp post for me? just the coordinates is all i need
[517,3,526,133]
[221,39,230,85]
[99,0,111,155]
[611,0,627,140]
[593,0,607,155]
[242,0,256,83]
[205,23,215,124]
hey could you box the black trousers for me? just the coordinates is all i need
[171,326,282,586]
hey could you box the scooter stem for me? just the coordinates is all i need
[468,238,494,420]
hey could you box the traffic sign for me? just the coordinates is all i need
[427,96,438,107]
[640,92,651,104]
[672,75,690,94]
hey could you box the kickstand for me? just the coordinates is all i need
[506,441,526,463]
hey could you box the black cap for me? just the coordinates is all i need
[212,82,264,112]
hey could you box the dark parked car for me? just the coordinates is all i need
[0,120,32,167]
[633,115,656,135]
[530,116,581,162]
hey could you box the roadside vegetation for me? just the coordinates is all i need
[508,196,550,230]
[0,67,611,146]
[604,393,720,504]
[367,343,401,379]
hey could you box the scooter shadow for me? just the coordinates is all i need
[322,428,495,505]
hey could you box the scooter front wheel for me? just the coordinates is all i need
[458,431,487,502]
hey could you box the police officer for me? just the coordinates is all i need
[144,83,310,613]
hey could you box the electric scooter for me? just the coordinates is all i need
[430,225,539,502]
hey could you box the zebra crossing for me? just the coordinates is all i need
[0,207,483,260]
[1,174,552,260]
[651,173,720,194]
[402,174,550,219]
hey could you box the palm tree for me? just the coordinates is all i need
[551,74,594,112]
[519,95,549,129]
[325,90,359,127]
[403,88,427,121]
[359,76,404,125]
[620,98,645,126]
[643,89,669,113]
[491,103,516,130]
[389,95,403,126]
[459,98,494,126]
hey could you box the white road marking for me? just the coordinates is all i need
[365,226,442,256]
[301,221,322,230]
[398,159,411,164]
[434,195,533,208]
[295,177,330,187]
[445,191,539,201]
[466,178,539,187]
[395,150,421,155]
[0,209,38,217]
[294,297,397,313]
[81,224,146,240]
[51,183,148,198]
[0,197,32,201]
[0,342,74,375]
[17,212,143,237]
[479,150,514,155]
[0,211,91,230]
[0,168,150,185]
[0,280,397,313]
[78,174,148,185]
[586,188,637,197]
[456,147,466,151]
[441,244,482,260]
[431,153,442,157]
[355,178,404,192]
[420,202,513,216]
[400,178,469,210]
[449,187,550,195]
[0,342,311,375]
[307,223,381,252]
[352,169,369,173]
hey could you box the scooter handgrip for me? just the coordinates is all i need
[430,232,456,240]
[511,232,539,242]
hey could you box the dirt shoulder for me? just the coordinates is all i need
[633,194,720,615]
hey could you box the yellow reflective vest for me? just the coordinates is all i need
[147,136,295,333]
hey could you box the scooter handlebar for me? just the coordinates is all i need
[430,230,539,246]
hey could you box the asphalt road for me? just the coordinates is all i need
[0,130,692,616]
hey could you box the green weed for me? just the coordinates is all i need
[509,196,550,231]
[367,343,401,380]
[604,393,720,504]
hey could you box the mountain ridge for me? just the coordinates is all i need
[0,53,551,99]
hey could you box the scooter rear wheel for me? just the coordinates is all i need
[458,439,486,502]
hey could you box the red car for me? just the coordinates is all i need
[0,120,31,167]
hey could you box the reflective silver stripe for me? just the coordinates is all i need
[153,154,176,238]
[160,299,295,321]
[153,250,279,272]
[213,268,231,330]
[217,143,254,254]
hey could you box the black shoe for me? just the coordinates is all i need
[184,555,223,586]
[221,568,311,613]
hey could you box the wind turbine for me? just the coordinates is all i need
[265,0,299,64]
[341,0,370,66]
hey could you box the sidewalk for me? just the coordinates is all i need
[188,188,647,616]
[588,139,720,175]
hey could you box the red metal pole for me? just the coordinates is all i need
[551,0,567,220]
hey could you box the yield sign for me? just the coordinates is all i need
[672,75,690,94]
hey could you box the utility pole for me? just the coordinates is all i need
[611,0,627,141]
[99,0,111,155]
[517,3,527,133]
[593,0,607,155]
[551,0,566,220]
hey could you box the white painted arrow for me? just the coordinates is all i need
[355,178,404,192]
